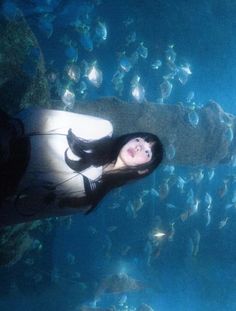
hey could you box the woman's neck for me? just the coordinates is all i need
[103,158,126,173]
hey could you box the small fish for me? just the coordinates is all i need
[166,203,176,209]
[207,168,215,181]
[178,64,192,85]
[188,110,199,127]
[80,30,94,52]
[153,231,166,238]
[186,91,195,103]
[219,217,229,229]
[108,202,120,209]
[126,31,136,45]
[88,226,97,235]
[218,180,228,198]
[118,294,128,306]
[204,192,212,207]
[160,79,173,99]
[95,21,107,41]
[107,226,118,232]
[151,59,162,70]
[166,143,176,161]
[176,176,186,192]
[158,179,170,200]
[193,169,204,184]
[131,83,145,103]
[163,165,175,175]
[224,125,234,143]
[189,199,200,216]
[119,55,132,72]
[87,63,103,88]
[61,89,75,110]
[165,45,176,63]
[66,64,81,82]
[137,42,148,59]
[150,188,159,198]
[204,208,211,226]
[65,46,78,62]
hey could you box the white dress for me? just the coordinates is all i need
[1,108,113,226]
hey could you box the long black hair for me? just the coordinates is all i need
[61,129,164,213]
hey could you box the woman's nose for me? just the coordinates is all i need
[135,145,142,152]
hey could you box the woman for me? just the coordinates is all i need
[0,108,163,226]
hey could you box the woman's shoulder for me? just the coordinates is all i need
[17,107,113,138]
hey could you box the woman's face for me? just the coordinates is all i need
[118,137,153,167]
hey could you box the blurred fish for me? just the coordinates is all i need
[2,0,19,21]
[65,46,78,62]
[186,91,195,103]
[186,188,194,204]
[126,31,136,45]
[38,14,55,38]
[96,272,143,296]
[119,54,132,72]
[118,294,127,306]
[189,199,200,216]
[66,64,81,82]
[137,42,148,59]
[130,51,139,66]
[80,29,94,51]
[121,245,131,256]
[77,81,87,96]
[192,168,204,184]
[224,125,234,143]
[88,226,97,235]
[176,176,187,193]
[207,168,215,181]
[218,179,229,198]
[166,143,176,161]
[160,79,173,99]
[150,188,159,198]
[163,165,175,175]
[61,88,75,110]
[86,62,103,87]
[165,45,176,63]
[24,257,34,265]
[158,179,170,200]
[131,83,145,103]
[192,229,201,256]
[178,63,192,85]
[219,217,229,229]
[66,252,76,265]
[188,109,199,128]
[204,207,211,226]
[123,17,134,27]
[112,70,125,95]
[107,226,118,232]
[95,20,107,41]
[168,222,175,242]
[204,192,212,207]
[166,203,176,209]
[151,59,162,70]
[180,210,189,222]
[108,202,120,209]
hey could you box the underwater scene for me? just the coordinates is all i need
[0,0,236,310]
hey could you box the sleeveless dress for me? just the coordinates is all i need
[0,108,113,226]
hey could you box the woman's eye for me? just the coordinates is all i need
[136,138,140,142]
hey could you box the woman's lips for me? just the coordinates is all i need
[127,148,135,157]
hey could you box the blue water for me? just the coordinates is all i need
[1,1,236,310]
